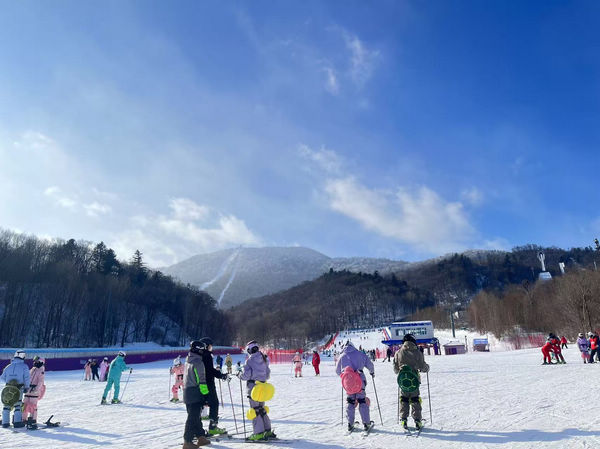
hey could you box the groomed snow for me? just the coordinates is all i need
[2,348,598,449]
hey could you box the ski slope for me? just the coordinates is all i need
[2,348,598,449]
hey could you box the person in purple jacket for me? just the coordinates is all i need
[335,341,375,432]
[577,333,590,364]
[240,340,276,441]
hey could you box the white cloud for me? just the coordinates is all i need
[169,197,210,221]
[44,186,78,211]
[323,67,339,94]
[324,177,474,253]
[298,144,343,174]
[461,187,484,206]
[83,202,112,217]
[344,33,380,86]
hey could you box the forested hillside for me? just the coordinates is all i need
[226,269,434,348]
[0,230,229,348]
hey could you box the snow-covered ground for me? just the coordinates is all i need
[2,348,597,449]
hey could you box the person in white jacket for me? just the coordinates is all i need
[1,350,31,428]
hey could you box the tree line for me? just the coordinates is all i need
[0,229,230,348]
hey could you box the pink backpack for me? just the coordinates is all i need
[341,366,363,394]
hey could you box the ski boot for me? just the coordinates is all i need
[208,423,227,436]
[415,420,423,431]
[401,419,408,430]
[194,435,211,446]
[264,429,277,439]
[13,420,25,428]
[347,422,355,432]
[247,432,268,441]
[26,418,37,430]
[101,397,107,404]
[111,398,121,404]
[170,397,179,403]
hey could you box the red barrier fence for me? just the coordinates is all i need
[264,349,303,364]
[505,333,546,350]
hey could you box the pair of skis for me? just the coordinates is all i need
[346,420,375,437]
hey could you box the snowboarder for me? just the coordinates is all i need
[292,352,302,377]
[240,340,276,441]
[335,341,374,433]
[182,340,211,448]
[99,357,110,382]
[312,350,320,376]
[171,356,185,402]
[84,359,92,381]
[588,332,599,363]
[198,337,229,436]
[393,333,429,431]
[225,354,233,374]
[91,360,100,381]
[23,356,46,429]
[1,350,30,428]
[560,336,568,349]
[577,333,590,363]
[101,351,132,404]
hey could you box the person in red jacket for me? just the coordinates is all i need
[541,340,553,365]
[311,350,320,376]
[588,332,599,363]
[550,334,566,364]
[560,336,568,349]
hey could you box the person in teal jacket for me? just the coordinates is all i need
[101,351,132,404]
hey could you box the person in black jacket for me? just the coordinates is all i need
[182,340,211,448]
[199,337,229,436]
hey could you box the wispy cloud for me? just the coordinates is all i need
[83,201,112,217]
[343,32,380,87]
[323,66,339,94]
[298,144,343,174]
[461,187,484,206]
[44,186,78,211]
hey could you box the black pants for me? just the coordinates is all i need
[92,370,99,381]
[206,387,219,425]
[589,348,599,363]
[184,402,206,443]
[561,343,568,349]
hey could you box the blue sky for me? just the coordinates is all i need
[1,1,600,267]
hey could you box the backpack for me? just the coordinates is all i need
[341,366,363,394]
[397,365,420,393]
[1,383,21,407]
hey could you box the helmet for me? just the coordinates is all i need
[190,340,205,354]
[14,350,26,360]
[118,351,126,357]
[103,357,108,361]
[200,337,213,348]
[588,332,593,337]
[34,357,45,368]
[173,356,182,366]
[246,340,259,354]
[403,334,417,344]
[579,333,584,338]
[88,359,92,362]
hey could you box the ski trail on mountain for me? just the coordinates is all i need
[217,251,241,305]
[200,248,241,290]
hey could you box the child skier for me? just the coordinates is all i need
[84,359,92,381]
[170,356,185,402]
[577,333,590,364]
[182,340,211,448]
[550,334,566,364]
[541,339,554,365]
[1,350,30,428]
[101,351,132,404]
[198,337,229,436]
[225,354,233,374]
[99,357,110,381]
[335,341,375,433]
[588,332,599,363]
[216,354,223,370]
[235,361,242,375]
[23,357,46,429]
[394,334,429,431]
[312,350,320,376]
[292,352,302,377]
[560,336,568,349]
[240,340,276,441]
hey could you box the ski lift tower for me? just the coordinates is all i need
[537,252,552,281]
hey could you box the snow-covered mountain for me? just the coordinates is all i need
[161,246,411,309]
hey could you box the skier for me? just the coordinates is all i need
[577,333,590,364]
[23,356,46,429]
[84,359,92,381]
[292,352,302,377]
[170,356,185,402]
[198,337,228,436]
[550,334,566,364]
[182,340,211,448]
[99,357,110,382]
[1,350,30,428]
[235,361,242,375]
[393,333,429,431]
[588,332,599,363]
[240,340,276,441]
[541,339,554,365]
[312,350,320,376]
[225,354,233,374]
[91,359,100,381]
[215,354,223,371]
[560,336,568,349]
[335,341,374,433]
[101,351,132,404]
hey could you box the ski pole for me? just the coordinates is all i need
[168,368,172,401]
[227,379,239,433]
[341,387,344,426]
[239,377,246,438]
[427,371,432,424]
[218,378,224,408]
[120,369,132,402]
[397,386,400,424]
[371,375,384,426]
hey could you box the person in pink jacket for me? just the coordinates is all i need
[170,356,185,402]
[84,359,92,381]
[23,357,46,430]
[292,352,302,377]
[99,357,110,382]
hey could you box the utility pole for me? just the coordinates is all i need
[450,311,456,338]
